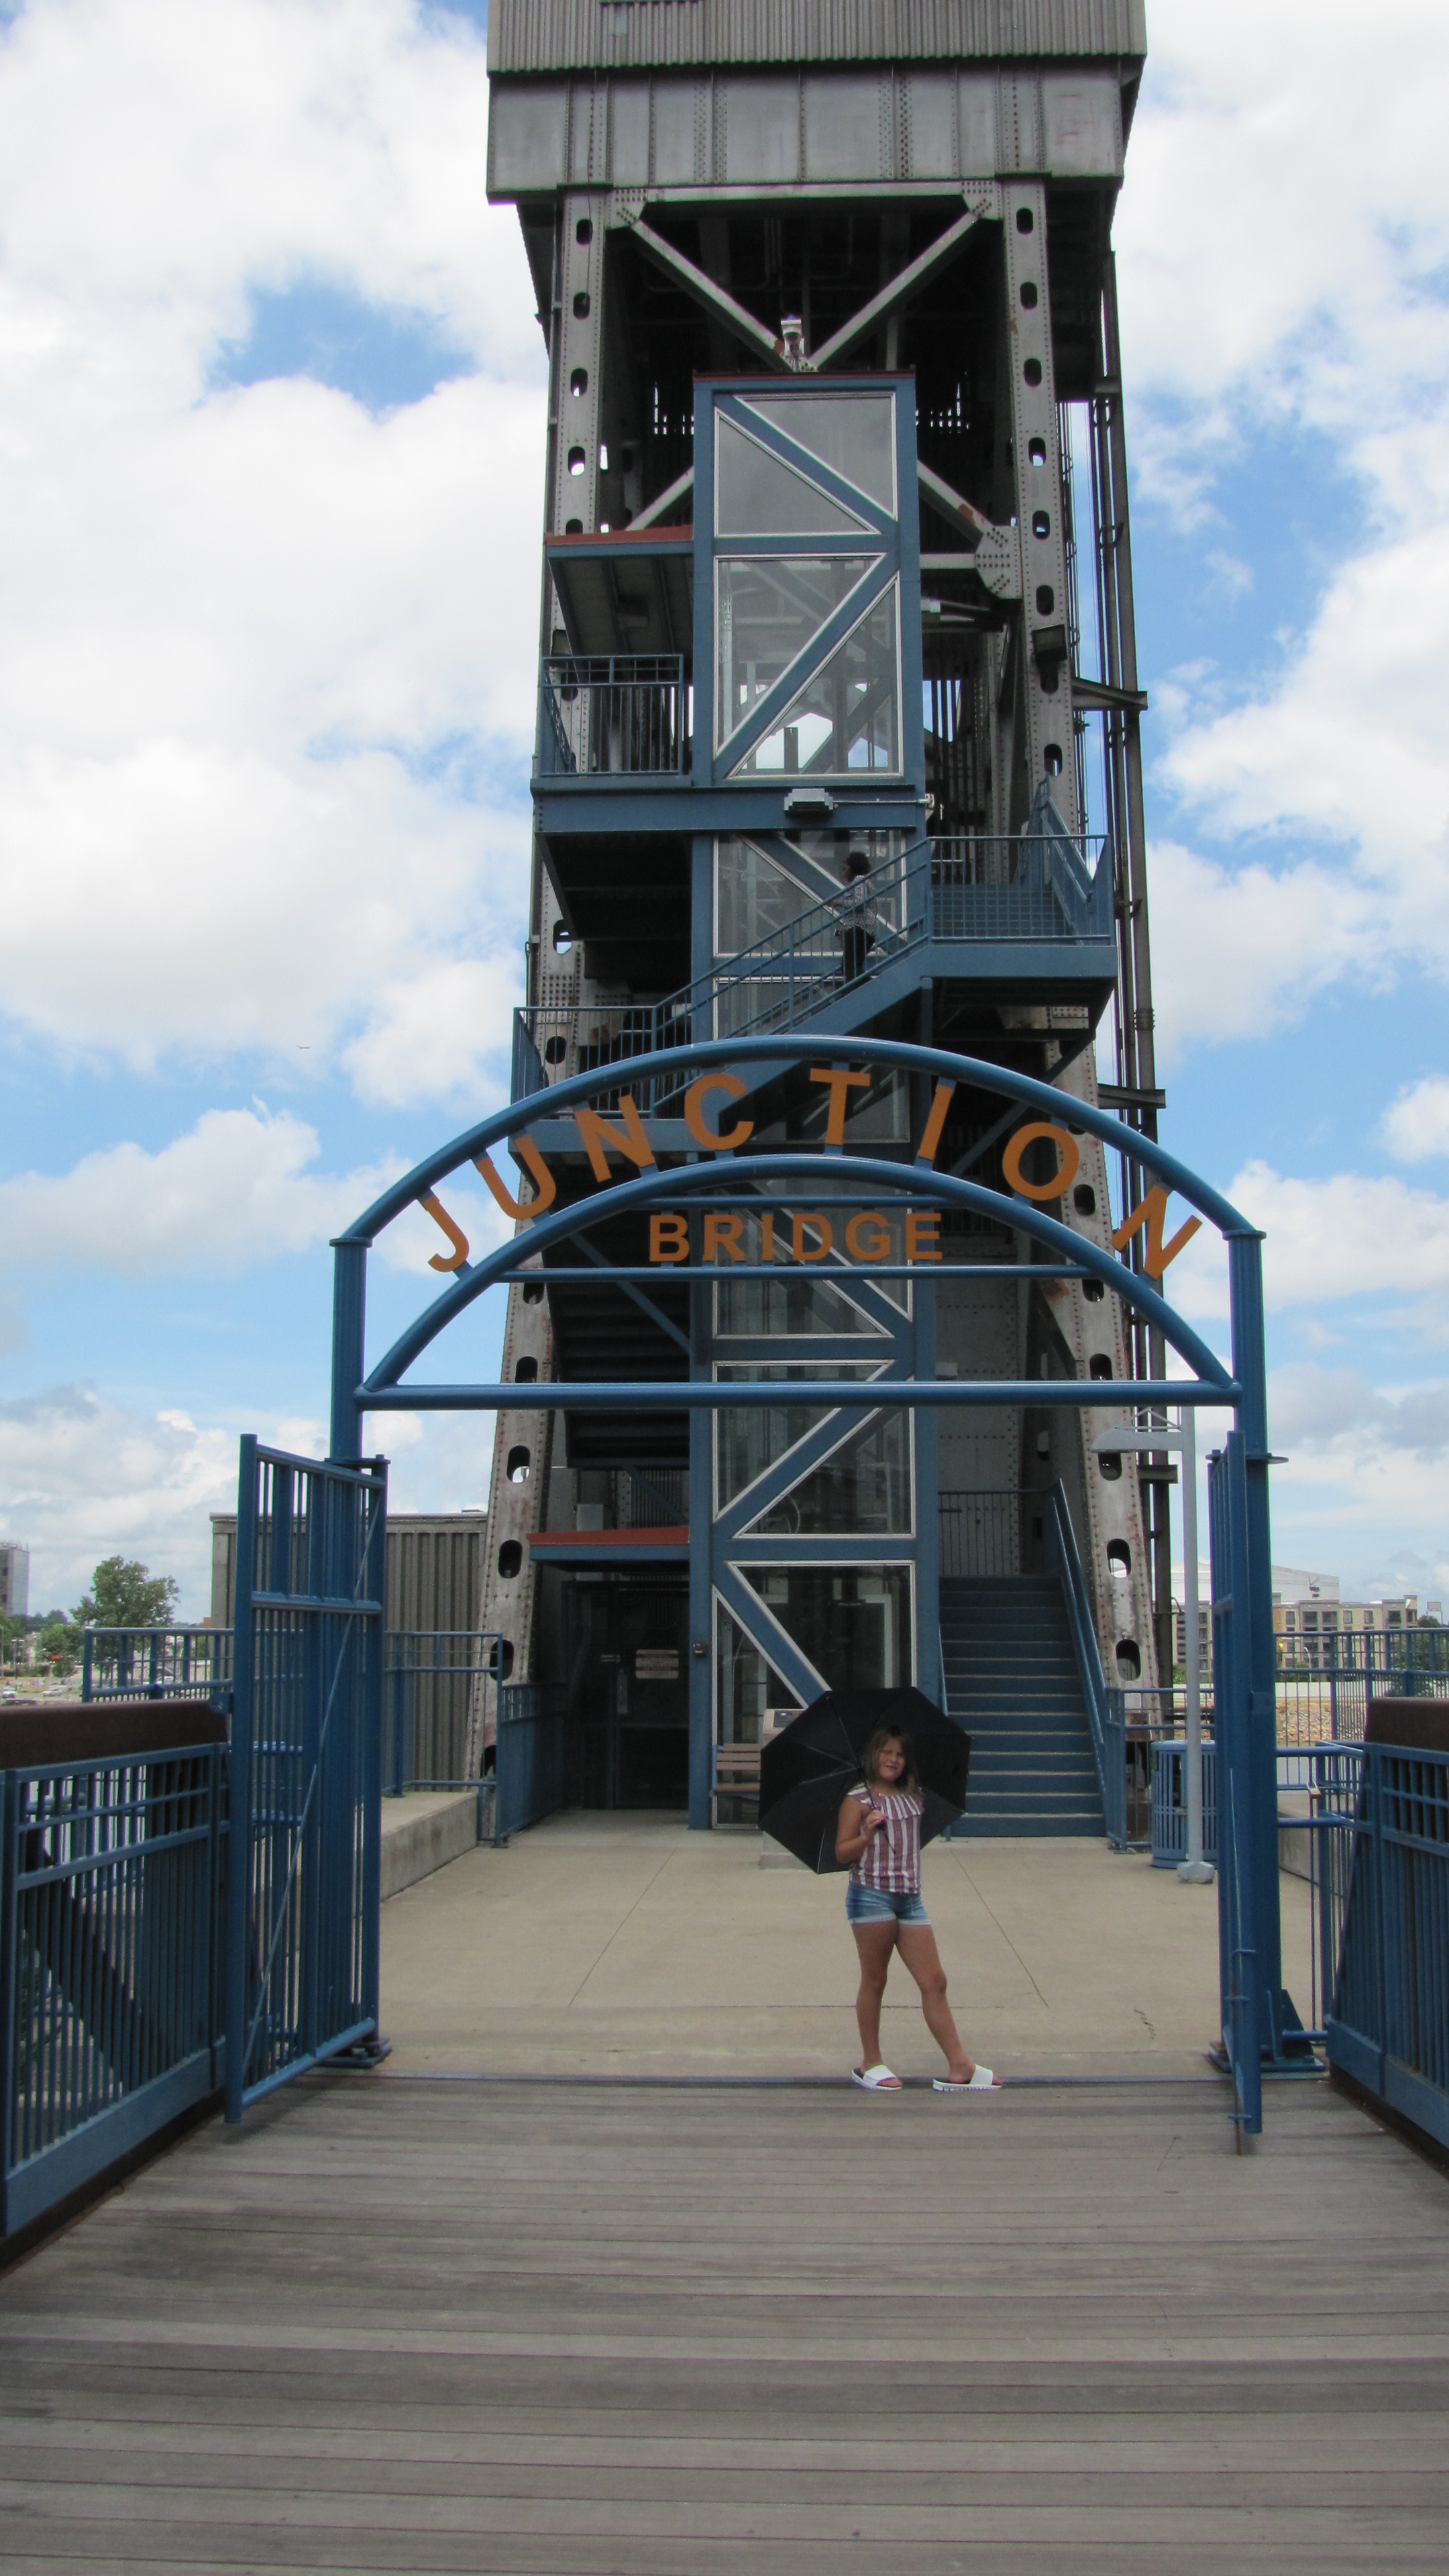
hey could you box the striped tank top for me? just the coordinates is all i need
[849,1784,924,1895]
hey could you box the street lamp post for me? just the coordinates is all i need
[1094,1411,1215,1883]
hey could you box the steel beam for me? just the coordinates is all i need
[623,216,796,374]
[810,207,983,370]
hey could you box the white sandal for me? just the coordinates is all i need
[933,2066,1001,2092]
[851,2063,903,2092]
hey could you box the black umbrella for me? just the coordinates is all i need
[758,1685,971,1874]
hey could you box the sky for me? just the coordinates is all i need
[0,0,1446,1619]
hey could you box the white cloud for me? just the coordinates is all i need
[0,1102,521,1282]
[0,1381,499,1619]
[0,1385,235,1616]
[0,0,545,1097]
[1118,2,1449,1007]
[0,1106,404,1275]
[1163,1158,1449,1323]
[1147,837,1375,1055]
[1269,1364,1449,1462]
[1382,1075,1449,1163]
[1122,3,1449,432]
[342,954,521,1110]
[1245,1163,1449,1311]
[1261,1364,1449,1599]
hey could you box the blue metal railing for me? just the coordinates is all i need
[1327,1736,1449,2152]
[84,1624,508,1806]
[517,821,1114,1106]
[1152,1737,1220,1868]
[1042,1481,1117,1840]
[930,828,1114,944]
[1277,1660,1449,1748]
[1,1740,225,2237]
[1277,1627,1449,1677]
[938,1489,1021,1579]
[538,654,689,777]
[1222,1762,1263,2139]
[383,1631,500,1800]
[82,1625,231,1702]
[494,1683,568,1840]
[1165,1740,1362,2050]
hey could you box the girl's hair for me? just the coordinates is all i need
[860,1726,920,1794]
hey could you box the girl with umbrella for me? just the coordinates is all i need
[836,1725,1000,2093]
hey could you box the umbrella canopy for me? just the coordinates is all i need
[758,1685,971,1874]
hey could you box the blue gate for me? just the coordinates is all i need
[225,1438,386,2120]
[1327,1729,1449,2153]
[1209,1427,1316,2135]
[1209,1434,1257,2131]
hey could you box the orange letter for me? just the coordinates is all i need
[1002,1120,1079,1202]
[759,1210,775,1265]
[845,1211,890,1263]
[473,1134,557,1222]
[704,1214,747,1264]
[791,1212,834,1263]
[1111,1185,1202,1281]
[421,1191,469,1273]
[906,1212,941,1264]
[809,1065,870,1146]
[914,1081,955,1167]
[684,1073,754,1153]
[574,1092,656,1185]
[649,1214,689,1265]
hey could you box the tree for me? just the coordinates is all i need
[72,1556,178,1630]
[38,1616,80,1675]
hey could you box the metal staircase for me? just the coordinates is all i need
[516,797,1114,1111]
[941,1574,1106,1838]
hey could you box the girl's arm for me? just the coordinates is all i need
[836,1790,884,1866]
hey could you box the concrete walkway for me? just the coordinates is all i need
[378,1811,1310,2082]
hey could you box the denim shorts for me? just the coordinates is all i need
[847,1882,929,1927]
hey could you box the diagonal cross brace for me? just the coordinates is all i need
[810,208,983,370]
[630,465,695,532]
[573,1228,691,1356]
[625,217,796,373]
[714,1388,893,1543]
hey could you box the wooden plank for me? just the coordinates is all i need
[1,2080,1448,2569]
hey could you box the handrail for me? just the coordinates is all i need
[518,818,1114,1083]
[704,839,920,1037]
[1042,1479,1119,1841]
[537,653,688,779]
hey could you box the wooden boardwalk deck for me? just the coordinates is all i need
[2,2072,1448,2570]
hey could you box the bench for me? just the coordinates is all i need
[712,1741,760,1825]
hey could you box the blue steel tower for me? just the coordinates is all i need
[480,0,1165,1829]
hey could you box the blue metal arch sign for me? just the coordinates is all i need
[328,1032,1267,1458]
[327,1029,1286,2131]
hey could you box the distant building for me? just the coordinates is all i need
[1272,1566,1340,1607]
[1173,1598,1213,1678]
[1273,1580,1443,1669]
[0,1542,29,1622]
[209,1513,488,1635]
[1175,1564,1445,1674]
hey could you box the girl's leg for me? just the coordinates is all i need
[851,1922,898,2068]
[895,1924,975,2081]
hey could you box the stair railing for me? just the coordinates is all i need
[1042,1480,1124,1845]
[517,812,1112,1102]
[938,1489,1022,1579]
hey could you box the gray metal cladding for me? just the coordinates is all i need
[487,62,1125,195]
[486,1,1148,78]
